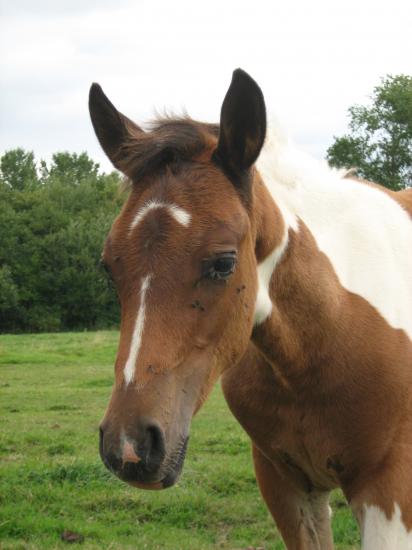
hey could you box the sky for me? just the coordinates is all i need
[0,0,411,174]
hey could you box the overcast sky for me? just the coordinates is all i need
[1,0,411,173]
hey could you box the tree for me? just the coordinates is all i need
[0,149,123,332]
[45,152,99,185]
[327,75,412,190]
[0,266,19,327]
[0,148,39,190]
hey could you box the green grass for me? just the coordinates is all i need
[0,332,360,549]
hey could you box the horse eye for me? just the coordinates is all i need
[202,252,237,281]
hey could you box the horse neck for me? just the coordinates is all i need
[251,174,344,385]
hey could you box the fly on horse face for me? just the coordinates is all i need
[89,69,412,549]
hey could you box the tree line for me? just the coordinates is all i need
[0,74,410,333]
[0,151,123,332]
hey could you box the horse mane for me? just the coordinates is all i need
[118,116,220,183]
[117,113,354,196]
[258,118,351,190]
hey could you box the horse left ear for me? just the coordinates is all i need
[215,69,266,180]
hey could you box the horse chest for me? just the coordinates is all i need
[247,395,344,490]
[223,349,363,490]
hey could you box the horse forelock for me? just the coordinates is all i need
[117,117,220,184]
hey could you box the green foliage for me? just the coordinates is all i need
[0,265,19,317]
[0,331,360,549]
[0,148,39,191]
[327,74,412,190]
[45,152,99,184]
[0,150,123,333]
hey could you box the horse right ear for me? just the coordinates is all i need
[215,69,266,182]
[88,83,143,173]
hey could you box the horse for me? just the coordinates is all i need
[89,69,412,549]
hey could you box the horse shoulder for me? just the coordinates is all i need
[222,343,283,432]
[221,343,300,454]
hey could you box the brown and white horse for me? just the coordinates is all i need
[89,69,412,549]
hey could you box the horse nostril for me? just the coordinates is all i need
[99,425,122,473]
[139,422,166,471]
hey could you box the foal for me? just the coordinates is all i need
[89,69,412,549]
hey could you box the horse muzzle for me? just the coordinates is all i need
[99,419,188,489]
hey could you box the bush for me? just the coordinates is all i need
[0,150,123,333]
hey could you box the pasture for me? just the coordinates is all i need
[0,331,360,549]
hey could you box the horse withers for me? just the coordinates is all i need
[89,69,412,549]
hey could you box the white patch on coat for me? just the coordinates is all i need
[124,275,151,385]
[254,224,291,325]
[129,199,191,234]
[361,503,412,550]
[256,119,412,339]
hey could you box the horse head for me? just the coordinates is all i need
[89,69,280,489]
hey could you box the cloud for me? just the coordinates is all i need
[1,0,411,173]
[0,0,132,17]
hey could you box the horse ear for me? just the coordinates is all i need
[215,69,266,180]
[88,83,143,172]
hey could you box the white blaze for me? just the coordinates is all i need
[129,199,191,234]
[124,275,151,386]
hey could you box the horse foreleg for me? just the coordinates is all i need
[348,457,412,550]
[354,503,412,550]
[252,444,334,550]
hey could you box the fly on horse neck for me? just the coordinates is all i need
[89,69,412,550]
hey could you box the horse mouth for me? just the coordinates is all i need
[128,468,182,490]
[104,437,189,490]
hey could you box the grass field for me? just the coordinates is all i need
[0,331,360,549]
